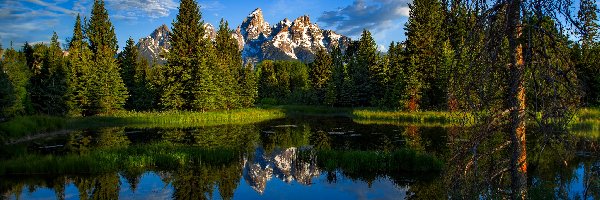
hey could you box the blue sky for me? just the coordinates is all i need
[0,0,413,52]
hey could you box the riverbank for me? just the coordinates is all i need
[1,106,598,142]
[0,108,285,142]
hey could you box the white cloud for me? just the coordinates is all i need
[199,1,225,11]
[105,0,177,19]
[317,0,411,37]
[26,0,78,16]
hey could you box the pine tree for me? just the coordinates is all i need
[385,42,407,109]
[215,19,242,109]
[0,44,16,118]
[327,46,345,106]
[576,0,600,106]
[86,0,128,114]
[352,30,378,106]
[119,37,152,111]
[258,60,278,101]
[309,48,333,102]
[163,0,218,111]
[27,43,49,113]
[47,33,68,115]
[238,63,258,107]
[404,0,446,111]
[1,46,31,116]
[66,14,93,116]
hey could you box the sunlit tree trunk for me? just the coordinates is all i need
[506,0,528,198]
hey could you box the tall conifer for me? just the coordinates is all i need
[119,38,151,110]
[86,0,127,114]
[66,15,92,116]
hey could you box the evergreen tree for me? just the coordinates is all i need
[385,42,407,109]
[47,33,68,115]
[26,33,68,115]
[238,63,258,107]
[27,43,49,113]
[576,0,600,106]
[119,37,152,111]
[163,0,218,111]
[66,14,93,116]
[258,60,278,102]
[326,46,345,106]
[309,48,333,102]
[1,46,32,117]
[215,19,242,109]
[350,30,378,106]
[404,0,445,111]
[86,0,128,114]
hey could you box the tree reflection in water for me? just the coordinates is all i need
[0,118,598,199]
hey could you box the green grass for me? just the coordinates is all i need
[570,108,600,138]
[351,109,473,127]
[0,108,285,142]
[3,106,598,142]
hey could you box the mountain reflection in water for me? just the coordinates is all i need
[0,117,598,199]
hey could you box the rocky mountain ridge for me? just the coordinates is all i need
[137,8,350,65]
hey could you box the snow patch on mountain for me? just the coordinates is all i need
[136,8,351,65]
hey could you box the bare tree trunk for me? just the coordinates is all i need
[506,0,528,198]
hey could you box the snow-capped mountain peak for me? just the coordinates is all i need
[137,8,350,65]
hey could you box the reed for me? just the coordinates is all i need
[0,108,285,142]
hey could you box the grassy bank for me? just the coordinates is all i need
[0,108,285,142]
[351,109,473,127]
[570,108,600,138]
[2,106,598,142]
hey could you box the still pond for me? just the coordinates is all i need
[1,117,598,199]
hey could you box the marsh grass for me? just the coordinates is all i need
[0,143,239,175]
[570,108,600,138]
[352,109,473,126]
[2,106,597,142]
[0,108,285,142]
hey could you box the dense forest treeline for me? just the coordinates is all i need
[0,0,598,119]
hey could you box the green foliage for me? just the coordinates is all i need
[118,38,152,111]
[86,0,128,114]
[238,63,258,107]
[66,15,93,116]
[404,0,446,111]
[1,46,32,117]
[574,0,600,106]
[215,19,244,109]
[258,60,310,104]
[28,32,68,115]
[310,48,333,102]
[0,107,285,141]
[162,0,219,111]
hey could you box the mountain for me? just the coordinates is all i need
[136,8,350,65]
[136,24,216,65]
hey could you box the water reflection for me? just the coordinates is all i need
[0,117,598,199]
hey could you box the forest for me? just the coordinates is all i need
[0,0,597,120]
[0,0,599,198]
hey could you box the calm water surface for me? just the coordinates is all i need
[1,117,598,199]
